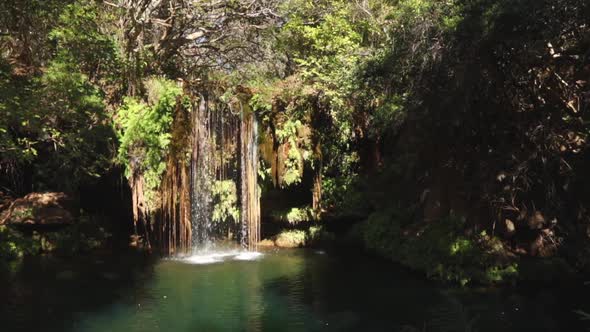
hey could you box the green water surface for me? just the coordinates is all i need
[0,248,587,332]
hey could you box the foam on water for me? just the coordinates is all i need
[234,252,263,261]
[180,251,263,265]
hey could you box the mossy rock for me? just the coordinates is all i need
[0,192,76,226]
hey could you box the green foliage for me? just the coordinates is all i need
[0,61,39,168]
[248,0,367,196]
[211,180,240,224]
[271,206,315,224]
[283,148,303,186]
[0,58,113,191]
[282,2,361,85]
[249,91,273,116]
[36,60,113,187]
[279,0,364,130]
[322,170,371,217]
[115,77,182,209]
[0,0,69,67]
[0,226,39,260]
[0,0,117,192]
[49,0,120,81]
[368,95,406,138]
[278,119,308,187]
[362,210,518,285]
[388,0,463,31]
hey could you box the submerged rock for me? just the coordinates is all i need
[0,192,76,226]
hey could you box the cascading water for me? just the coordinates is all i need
[190,93,214,249]
[186,91,260,253]
[127,85,261,256]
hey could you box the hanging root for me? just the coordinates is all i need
[241,108,261,251]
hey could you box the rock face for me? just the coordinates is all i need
[0,192,76,226]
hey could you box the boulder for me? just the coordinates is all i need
[0,192,76,226]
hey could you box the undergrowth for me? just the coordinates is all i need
[360,208,518,285]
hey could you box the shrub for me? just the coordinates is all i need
[0,226,40,260]
[362,210,518,285]
[271,206,315,224]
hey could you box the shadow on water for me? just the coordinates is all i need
[255,250,590,332]
[256,250,449,332]
[0,251,158,332]
[1,248,589,332]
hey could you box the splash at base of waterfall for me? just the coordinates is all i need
[179,251,264,265]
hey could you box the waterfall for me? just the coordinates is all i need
[190,93,213,249]
[128,87,261,255]
[182,91,260,253]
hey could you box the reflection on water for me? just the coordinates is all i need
[0,249,589,332]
